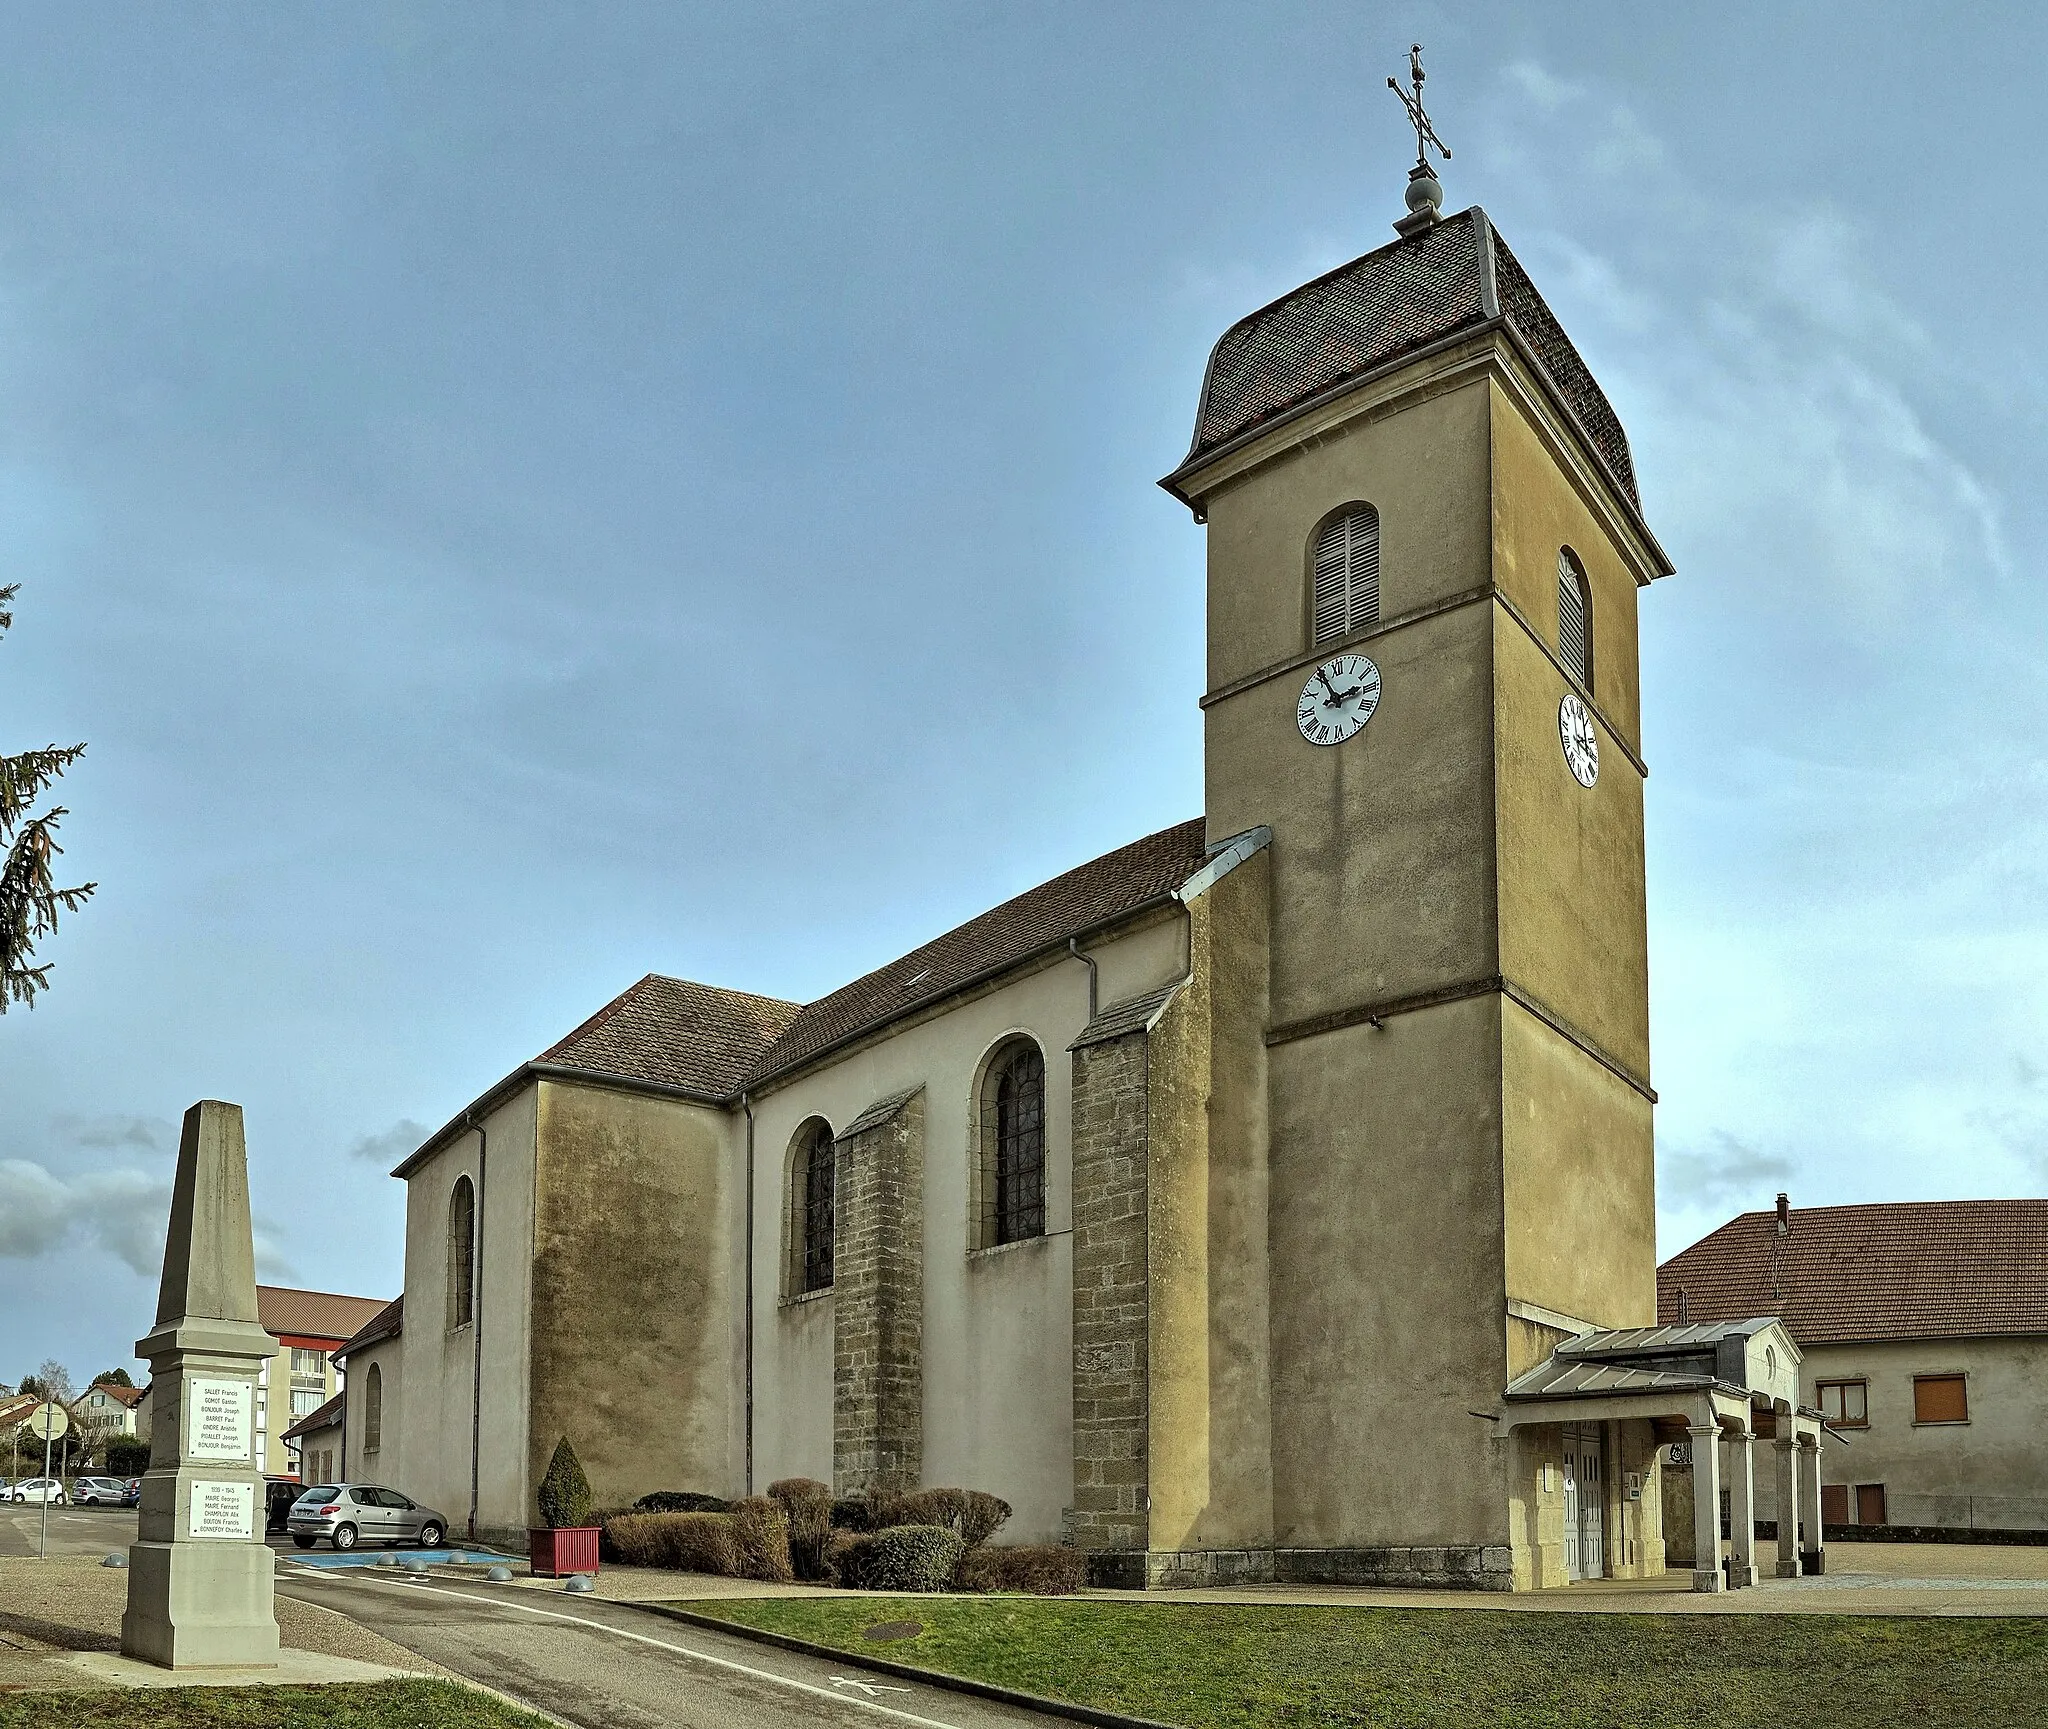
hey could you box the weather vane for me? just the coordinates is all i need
[1387,44,1451,235]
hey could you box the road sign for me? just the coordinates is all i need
[27,1402,68,1442]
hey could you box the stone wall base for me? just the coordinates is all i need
[1084,1545,1516,1592]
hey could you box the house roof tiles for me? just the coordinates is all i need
[1657,1200,2048,1344]
[256,1286,391,1347]
[335,1294,403,1362]
[540,974,801,1100]
[281,1391,345,1443]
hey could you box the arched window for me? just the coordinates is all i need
[1312,505,1381,646]
[448,1176,475,1330]
[982,1041,1046,1246]
[798,1121,835,1294]
[1558,548,1594,691]
[364,1363,383,1454]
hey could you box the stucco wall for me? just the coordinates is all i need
[528,1078,740,1519]
[1267,996,1510,1548]
[749,912,1188,1542]
[397,1082,536,1540]
[343,1336,402,1491]
[1756,1336,2048,1531]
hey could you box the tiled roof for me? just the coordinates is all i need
[282,1391,345,1443]
[1173,208,1639,510]
[1658,1201,2048,1344]
[80,1382,144,1409]
[256,1286,391,1346]
[747,819,1211,1085]
[540,973,801,1100]
[335,1294,403,1361]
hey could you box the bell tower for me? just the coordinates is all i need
[1160,116,1674,1582]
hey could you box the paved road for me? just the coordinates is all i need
[0,1502,136,1560]
[279,1566,1082,1729]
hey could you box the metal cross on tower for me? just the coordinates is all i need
[1388,43,1451,169]
[1387,44,1452,235]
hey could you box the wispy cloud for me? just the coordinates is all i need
[53,1114,175,1154]
[0,1160,173,1277]
[1660,1133,1795,1213]
[348,1120,430,1168]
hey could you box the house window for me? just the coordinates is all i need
[1913,1373,1969,1424]
[364,1363,383,1454]
[1558,548,1594,690]
[1818,1379,1868,1428]
[797,1121,835,1295]
[984,1040,1046,1246]
[1311,505,1381,646]
[290,1348,327,1381]
[448,1175,476,1330]
[290,1387,324,1420]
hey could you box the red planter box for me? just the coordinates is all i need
[529,1526,600,1578]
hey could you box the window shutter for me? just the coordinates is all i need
[1913,1374,1968,1423]
[1558,550,1591,688]
[1313,506,1381,646]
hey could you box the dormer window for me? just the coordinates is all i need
[1311,505,1381,647]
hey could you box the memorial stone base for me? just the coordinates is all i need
[121,1542,280,1669]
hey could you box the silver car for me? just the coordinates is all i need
[73,1476,128,1506]
[285,1483,449,1551]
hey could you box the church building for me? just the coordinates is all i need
[357,157,1827,1592]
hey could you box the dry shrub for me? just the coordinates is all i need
[894,1488,1012,1548]
[727,1496,795,1583]
[825,1528,870,1584]
[604,1511,739,1576]
[767,1478,834,1581]
[955,1544,1085,1595]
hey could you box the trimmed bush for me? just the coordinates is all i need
[634,1490,732,1514]
[767,1478,834,1581]
[956,1544,1086,1595]
[605,1511,740,1575]
[537,1436,593,1529]
[894,1488,1012,1548]
[856,1524,965,1593]
[728,1496,796,1582]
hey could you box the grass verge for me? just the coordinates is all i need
[0,1678,551,1728]
[685,1597,2048,1728]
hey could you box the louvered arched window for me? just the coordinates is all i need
[1312,505,1381,646]
[1558,549,1594,691]
[447,1176,475,1330]
[798,1121,835,1294]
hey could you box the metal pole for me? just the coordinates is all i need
[39,1421,52,1559]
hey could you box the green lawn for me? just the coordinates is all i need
[684,1598,2048,1729]
[0,1680,550,1729]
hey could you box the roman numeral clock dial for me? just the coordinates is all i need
[1296,653,1381,746]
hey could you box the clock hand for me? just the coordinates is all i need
[1315,667,1343,706]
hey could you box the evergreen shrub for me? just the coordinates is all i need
[839,1523,964,1592]
[634,1490,731,1514]
[537,1436,593,1528]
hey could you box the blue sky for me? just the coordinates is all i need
[4,4,2046,1384]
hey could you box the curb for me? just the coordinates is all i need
[633,1602,1180,1729]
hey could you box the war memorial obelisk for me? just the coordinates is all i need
[122,1099,281,1667]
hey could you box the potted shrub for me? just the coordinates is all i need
[530,1436,600,1577]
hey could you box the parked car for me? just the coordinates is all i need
[72,1476,128,1506]
[285,1484,448,1551]
[8,1478,65,1504]
[121,1479,141,1507]
[263,1478,301,1532]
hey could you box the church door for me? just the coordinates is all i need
[1563,1425,1605,1581]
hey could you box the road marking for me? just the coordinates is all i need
[286,1572,983,1728]
[834,1676,914,1697]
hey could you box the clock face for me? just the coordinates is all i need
[1297,653,1381,746]
[1559,693,1599,788]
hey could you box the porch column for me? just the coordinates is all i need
[1774,1436,1801,1577]
[1725,1428,1757,1589]
[1800,1434,1827,1576]
[1686,1424,1724,1593]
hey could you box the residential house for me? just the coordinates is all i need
[282,1395,345,1489]
[1660,1197,2048,1535]
[253,1285,390,1477]
[71,1381,145,1441]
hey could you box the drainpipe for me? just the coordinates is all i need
[742,1092,756,1497]
[1067,936,1099,1020]
[468,1116,488,1543]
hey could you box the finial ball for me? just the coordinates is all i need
[1404,164,1442,217]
